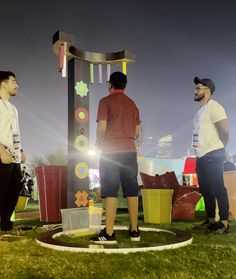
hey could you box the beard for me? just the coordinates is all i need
[194,94,204,102]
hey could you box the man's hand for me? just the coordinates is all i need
[215,119,229,147]
[95,140,101,150]
[0,149,13,164]
[21,151,26,164]
[96,120,107,150]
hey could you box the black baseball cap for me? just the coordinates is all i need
[194,76,215,94]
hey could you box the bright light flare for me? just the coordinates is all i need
[88,149,97,157]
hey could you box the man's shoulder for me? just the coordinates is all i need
[120,94,138,107]
[0,99,16,107]
[124,94,136,103]
[208,99,227,121]
[100,94,136,103]
[209,99,224,109]
[99,95,110,102]
[0,99,6,112]
[99,94,139,112]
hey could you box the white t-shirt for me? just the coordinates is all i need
[0,99,21,163]
[192,99,227,158]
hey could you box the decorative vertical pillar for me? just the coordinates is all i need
[52,31,135,208]
[67,59,90,207]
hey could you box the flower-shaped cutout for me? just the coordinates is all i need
[75,81,89,97]
[79,128,86,135]
[75,107,88,124]
[75,191,89,207]
[74,135,89,152]
[75,162,89,179]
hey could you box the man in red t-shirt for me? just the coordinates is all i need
[91,72,141,244]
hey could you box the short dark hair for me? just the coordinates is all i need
[0,71,15,85]
[109,71,127,90]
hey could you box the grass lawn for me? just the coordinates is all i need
[1,206,236,279]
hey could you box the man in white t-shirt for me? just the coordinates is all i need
[0,71,26,234]
[192,76,230,234]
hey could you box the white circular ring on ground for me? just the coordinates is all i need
[36,225,193,254]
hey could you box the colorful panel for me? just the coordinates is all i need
[75,107,88,124]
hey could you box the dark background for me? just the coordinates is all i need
[1,0,235,159]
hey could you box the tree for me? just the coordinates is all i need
[45,148,67,165]
[28,148,67,177]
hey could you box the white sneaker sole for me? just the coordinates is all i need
[130,236,141,241]
[93,240,117,244]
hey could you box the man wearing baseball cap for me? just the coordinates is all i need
[192,76,230,234]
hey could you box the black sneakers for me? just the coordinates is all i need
[90,227,141,243]
[129,226,141,241]
[214,221,230,234]
[193,220,213,230]
[0,227,25,237]
[90,228,117,244]
[205,222,219,233]
[193,220,230,234]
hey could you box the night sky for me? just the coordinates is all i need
[1,0,236,159]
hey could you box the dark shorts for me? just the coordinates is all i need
[99,152,139,198]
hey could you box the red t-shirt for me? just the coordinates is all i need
[97,92,140,153]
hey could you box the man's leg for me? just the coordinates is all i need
[196,156,216,220]
[99,154,120,236]
[204,149,229,225]
[197,149,229,233]
[1,163,23,230]
[105,197,118,235]
[120,153,139,234]
[127,196,138,231]
[0,163,14,231]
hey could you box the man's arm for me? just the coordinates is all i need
[0,143,5,154]
[95,120,107,149]
[21,149,26,163]
[135,124,141,139]
[0,143,13,164]
[215,119,229,146]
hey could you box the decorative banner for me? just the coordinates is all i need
[75,162,89,179]
[58,44,64,72]
[90,63,94,84]
[106,64,111,82]
[98,64,102,84]
[74,135,89,152]
[62,42,67,78]
[122,61,127,74]
[75,190,89,207]
[74,81,89,97]
[75,107,88,124]
[58,43,67,78]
